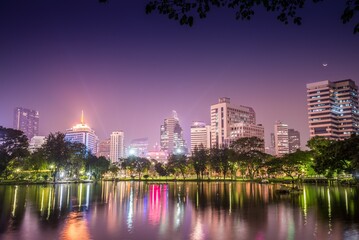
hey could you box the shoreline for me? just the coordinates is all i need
[0,178,357,186]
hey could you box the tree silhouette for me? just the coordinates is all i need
[141,0,359,33]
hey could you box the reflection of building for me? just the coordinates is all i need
[128,138,148,157]
[97,138,111,159]
[110,131,124,163]
[65,111,98,154]
[210,97,264,147]
[307,79,359,140]
[29,136,46,153]
[13,107,39,139]
[288,129,301,153]
[190,121,211,153]
[274,121,289,156]
[160,111,187,154]
[147,143,168,162]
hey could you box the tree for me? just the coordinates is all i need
[144,0,359,34]
[219,147,231,179]
[0,126,29,178]
[209,146,222,178]
[123,156,151,179]
[307,136,350,177]
[85,155,110,180]
[167,154,188,179]
[231,137,268,179]
[42,132,70,180]
[267,150,313,185]
[191,145,208,179]
[154,161,170,178]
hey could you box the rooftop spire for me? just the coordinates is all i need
[81,110,84,125]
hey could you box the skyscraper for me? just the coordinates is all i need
[288,129,301,153]
[97,138,111,159]
[274,121,289,157]
[13,107,39,139]
[307,79,359,140]
[64,111,98,155]
[190,121,211,153]
[160,111,187,154]
[110,131,124,163]
[210,97,264,147]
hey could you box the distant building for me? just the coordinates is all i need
[265,133,276,156]
[160,111,187,154]
[307,79,359,140]
[229,122,264,142]
[190,121,211,153]
[288,129,301,153]
[13,107,39,139]
[210,97,264,148]
[64,111,98,155]
[128,137,149,158]
[29,136,46,153]
[97,138,111,159]
[147,143,168,162]
[274,121,289,157]
[110,131,124,163]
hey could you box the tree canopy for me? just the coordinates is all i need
[143,0,359,33]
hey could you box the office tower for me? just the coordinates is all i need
[307,79,359,140]
[288,129,301,153]
[128,137,148,158]
[274,121,289,157]
[13,107,39,139]
[97,138,111,159]
[64,111,98,154]
[160,111,187,154]
[210,97,264,148]
[190,121,211,153]
[28,136,46,153]
[110,131,124,163]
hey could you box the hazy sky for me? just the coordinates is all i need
[0,0,358,148]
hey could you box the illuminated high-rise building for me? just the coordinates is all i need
[210,97,264,148]
[190,121,211,153]
[110,131,124,163]
[160,111,187,154]
[97,138,111,159]
[64,111,98,155]
[13,107,39,139]
[307,79,359,140]
[288,129,301,153]
[274,121,289,156]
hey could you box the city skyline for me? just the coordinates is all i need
[0,1,358,148]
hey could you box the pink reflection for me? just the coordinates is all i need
[148,184,167,226]
[60,212,91,240]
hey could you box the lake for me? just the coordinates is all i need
[0,181,358,240]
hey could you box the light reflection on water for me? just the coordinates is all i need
[0,182,359,240]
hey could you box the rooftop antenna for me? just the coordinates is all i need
[81,110,84,125]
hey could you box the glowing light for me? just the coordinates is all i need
[129,148,136,155]
[12,186,18,217]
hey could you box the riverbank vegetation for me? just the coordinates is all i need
[1,126,358,184]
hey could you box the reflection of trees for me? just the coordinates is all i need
[0,186,27,234]
[1,182,359,238]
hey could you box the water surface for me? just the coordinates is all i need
[0,182,358,239]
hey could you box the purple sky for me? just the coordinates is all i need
[0,1,358,148]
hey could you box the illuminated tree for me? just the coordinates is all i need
[0,126,29,178]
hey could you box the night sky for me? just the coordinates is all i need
[0,0,358,148]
